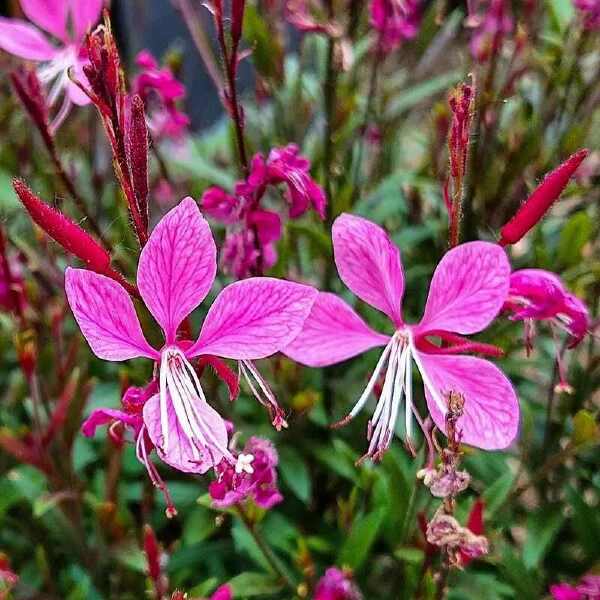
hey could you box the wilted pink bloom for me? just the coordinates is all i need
[201,144,325,278]
[504,269,590,392]
[0,0,103,128]
[286,214,518,460]
[209,436,283,509]
[67,198,316,489]
[574,0,600,29]
[133,50,190,140]
[285,0,342,36]
[314,567,362,600]
[469,0,513,63]
[551,575,600,600]
[0,552,18,597]
[370,0,422,52]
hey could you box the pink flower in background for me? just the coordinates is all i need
[314,567,362,600]
[551,575,600,600]
[286,214,518,460]
[0,0,103,128]
[209,585,233,600]
[469,0,513,63]
[370,0,422,52]
[574,0,600,29]
[504,269,590,392]
[133,50,190,140]
[67,198,316,488]
[201,144,325,278]
[285,0,342,37]
[209,436,283,509]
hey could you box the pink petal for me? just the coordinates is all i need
[70,0,103,41]
[65,268,157,361]
[143,394,228,474]
[188,278,317,359]
[67,59,92,105]
[415,351,519,450]
[417,242,510,336]
[0,18,57,60]
[21,0,68,40]
[332,213,404,326]
[284,292,389,366]
[81,408,140,437]
[137,197,217,343]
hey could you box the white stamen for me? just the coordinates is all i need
[408,331,447,415]
[235,453,255,474]
[404,347,413,441]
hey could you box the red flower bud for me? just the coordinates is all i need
[13,180,111,273]
[143,524,161,582]
[499,149,589,246]
[126,95,149,234]
[231,0,246,45]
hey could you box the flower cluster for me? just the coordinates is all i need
[202,144,326,278]
[369,0,422,52]
[133,50,190,141]
[469,0,513,63]
[209,436,283,509]
[574,0,600,30]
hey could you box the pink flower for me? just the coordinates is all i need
[285,0,342,37]
[504,269,590,391]
[67,198,316,494]
[574,0,600,29]
[551,575,600,600]
[314,567,362,600]
[209,436,283,509]
[210,585,233,600]
[469,0,513,63]
[201,144,325,278]
[133,50,190,141]
[0,0,103,127]
[285,214,518,459]
[370,0,422,52]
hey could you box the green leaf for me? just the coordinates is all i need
[279,447,312,503]
[228,572,283,597]
[482,471,516,519]
[339,508,385,570]
[557,211,593,268]
[571,409,600,447]
[547,0,575,32]
[522,506,565,569]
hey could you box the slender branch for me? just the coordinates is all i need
[235,505,297,593]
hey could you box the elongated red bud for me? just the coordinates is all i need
[231,0,246,45]
[13,180,111,273]
[143,524,161,582]
[126,95,149,234]
[499,149,588,246]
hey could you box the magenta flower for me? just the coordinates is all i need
[469,0,513,63]
[314,567,362,600]
[209,436,283,509]
[201,144,325,278]
[505,269,590,392]
[286,214,518,459]
[370,0,422,52]
[209,585,233,600]
[67,197,316,482]
[0,0,103,128]
[133,50,190,141]
[574,0,600,29]
[551,575,600,600]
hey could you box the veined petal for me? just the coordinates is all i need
[21,0,68,40]
[188,278,317,360]
[284,292,390,367]
[417,242,510,335]
[143,393,228,474]
[70,0,103,41]
[332,214,405,326]
[65,268,157,361]
[137,197,217,343]
[415,351,519,450]
[0,18,57,60]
